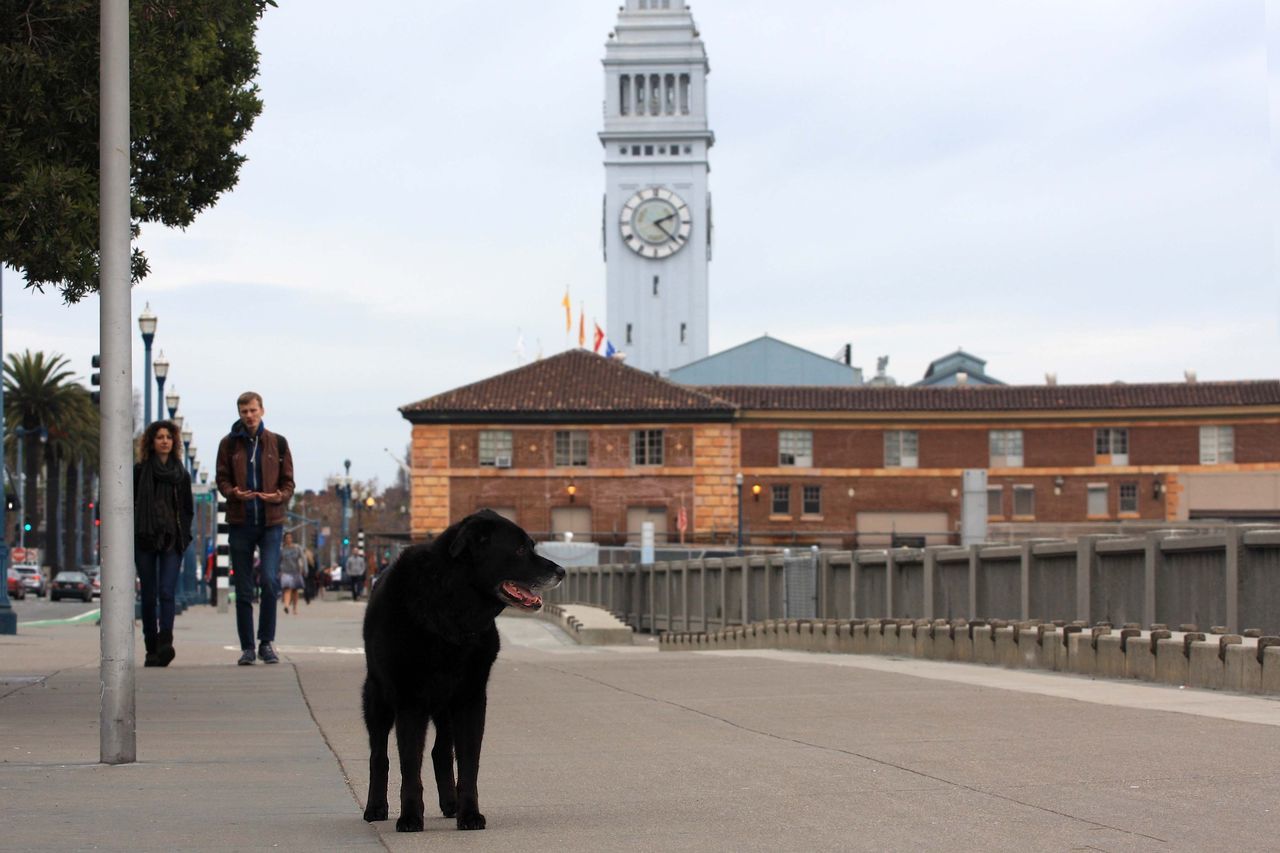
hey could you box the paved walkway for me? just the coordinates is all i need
[2,595,1279,851]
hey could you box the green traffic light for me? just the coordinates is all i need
[23,523,32,532]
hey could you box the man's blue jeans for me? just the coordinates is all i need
[229,524,283,651]
[135,548,182,643]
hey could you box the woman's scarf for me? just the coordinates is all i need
[135,454,186,552]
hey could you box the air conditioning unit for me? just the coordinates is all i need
[494,455,512,468]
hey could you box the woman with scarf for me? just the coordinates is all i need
[134,420,195,667]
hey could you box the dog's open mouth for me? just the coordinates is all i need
[497,580,543,611]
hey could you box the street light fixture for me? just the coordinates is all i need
[138,303,157,427]
[152,350,169,425]
[166,387,180,420]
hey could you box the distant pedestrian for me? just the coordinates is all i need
[347,549,367,601]
[216,391,295,666]
[134,420,194,668]
[279,531,305,614]
[303,547,319,605]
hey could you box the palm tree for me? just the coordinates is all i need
[4,351,97,566]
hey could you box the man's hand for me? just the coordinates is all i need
[258,491,283,504]
[232,487,256,501]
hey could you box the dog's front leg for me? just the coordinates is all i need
[362,679,393,822]
[430,713,458,817]
[450,691,488,830]
[393,705,429,832]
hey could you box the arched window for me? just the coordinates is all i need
[649,74,660,115]
[679,74,690,114]
[619,75,631,115]
[664,74,676,114]
[635,74,646,115]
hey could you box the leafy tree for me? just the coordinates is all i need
[0,0,275,302]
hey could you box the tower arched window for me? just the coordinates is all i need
[664,74,676,114]
[635,74,646,115]
[679,74,690,114]
[649,74,660,115]
[619,75,631,115]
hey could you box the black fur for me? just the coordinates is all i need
[361,509,564,832]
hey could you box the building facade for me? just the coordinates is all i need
[601,0,713,375]
[401,351,1280,547]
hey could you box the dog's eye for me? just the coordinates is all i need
[515,546,527,557]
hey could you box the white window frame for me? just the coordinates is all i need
[1087,483,1109,517]
[884,430,919,469]
[989,430,1024,468]
[1119,482,1138,514]
[779,430,813,467]
[477,430,512,467]
[1012,484,1035,517]
[631,429,664,466]
[1199,425,1234,464]
[554,430,589,467]
[1095,428,1129,465]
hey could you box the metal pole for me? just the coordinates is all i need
[155,374,166,425]
[0,268,14,635]
[99,0,135,765]
[16,428,24,549]
[735,472,744,555]
[74,458,84,568]
[142,336,153,427]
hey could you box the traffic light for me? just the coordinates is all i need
[342,536,350,547]
[23,522,32,533]
[4,493,16,512]
[90,354,101,405]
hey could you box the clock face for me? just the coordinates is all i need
[620,188,692,259]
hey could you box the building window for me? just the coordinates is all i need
[478,430,512,467]
[1095,428,1129,465]
[1087,484,1108,516]
[989,430,1023,467]
[554,430,588,467]
[802,485,821,516]
[652,275,659,295]
[778,430,813,467]
[631,145,640,156]
[987,486,1003,517]
[631,429,664,466]
[884,430,918,468]
[626,323,633,344]
[671,147,680,158]
[619,75,630,115]
[1013,485,1035,517]
[1119,482,1138,513]
[649,74,660,114]
[679,73,690,113]
[636,74,646,115]
[771,484,790,515]
[679,322,687,343]
[644,144,654,156]
[1200,426,1234,464]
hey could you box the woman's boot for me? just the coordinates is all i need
[156,629,176,667]
[144,636,160,667]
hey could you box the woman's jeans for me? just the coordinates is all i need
[135,548,182,643]
[229,524,283,651]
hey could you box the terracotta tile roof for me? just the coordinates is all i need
[699,381,1280,412]
[401,349,736,422]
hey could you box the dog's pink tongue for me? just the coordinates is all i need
[502,581,541,607]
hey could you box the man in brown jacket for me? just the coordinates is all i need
[216,391,295,666]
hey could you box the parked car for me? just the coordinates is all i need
[11,564,45,597]
[50,571,93,602]
[6,568,26,600]
[82,566,101,598]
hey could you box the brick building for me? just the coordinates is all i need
[400,350,1280,547]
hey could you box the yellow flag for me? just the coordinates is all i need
[562,289,571,332]
[578,304,586,347]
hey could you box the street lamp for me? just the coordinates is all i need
[166,387,179,420]
[138,303,157,427]
[339,459,352,568]
[181,429,194,472]
[735,472,744,554]
[152,350,169,425]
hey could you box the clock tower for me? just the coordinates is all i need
[601,0,713,375]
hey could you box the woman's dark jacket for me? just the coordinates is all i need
[133,458,195,553]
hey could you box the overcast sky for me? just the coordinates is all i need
[4,0,1277,492]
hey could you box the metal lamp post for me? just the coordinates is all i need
[15,426,49,550]
[166,388,179,422]
[138,304,157,428]
[181,430,193,473]
[152,351,169,425]
[339,459,352,570]
[735,472,744,555]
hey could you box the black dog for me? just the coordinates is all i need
[361,509,564,832]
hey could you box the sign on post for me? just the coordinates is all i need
[11,546,26,563]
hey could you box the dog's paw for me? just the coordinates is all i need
[457,812,486,831]
[438,796,457,818]
[363,802,388,822]
[396,813,425,833]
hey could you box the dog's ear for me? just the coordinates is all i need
[448,512,493,558]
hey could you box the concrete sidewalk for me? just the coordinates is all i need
[3,595,1280,851]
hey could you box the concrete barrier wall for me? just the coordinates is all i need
[656,617,1280,697]
[546,526,1280,636]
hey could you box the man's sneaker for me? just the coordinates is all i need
[237,649,256,666]
[258,642,279,664]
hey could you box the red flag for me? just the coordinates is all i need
[578,306,586,347]
[593,322,605,354]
